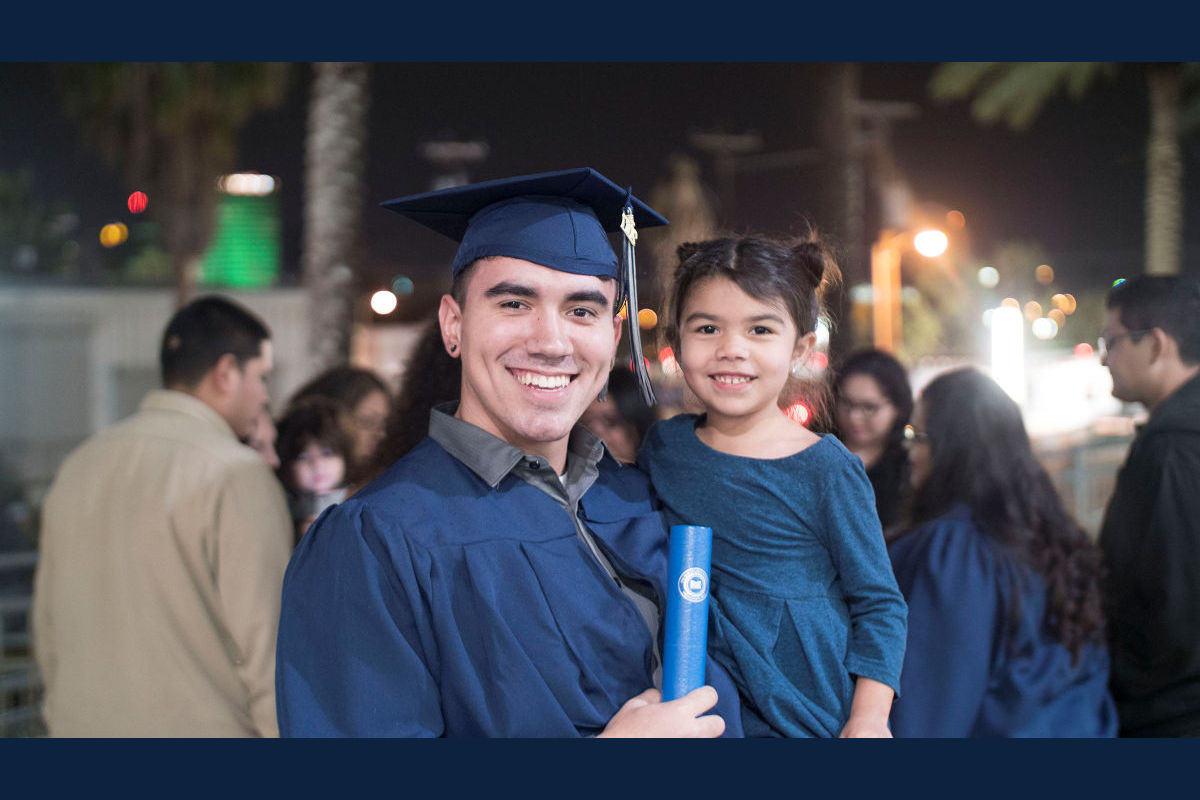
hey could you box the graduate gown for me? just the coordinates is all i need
[274,435,744,737]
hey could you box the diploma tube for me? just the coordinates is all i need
[662,524,713,701]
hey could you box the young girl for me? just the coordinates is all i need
[638,234,908,738]
[276,397,354,543]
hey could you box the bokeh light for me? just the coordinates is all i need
[1001,297,1020,309]
[945,210,966,229]
[637,308,658,329]
[1074,342,1095,358]
[913,229,949,257]
[783,400,811,427]
[1048,308,1066,326]
[1031,317,1059,339]
[977,266,999,288]
[391,276,414,295]
[658,346,679,375]
[99,222,128,248]
[809,351,829,371]
[1035,264,1054,284]
[1024,301,1043,321]
[1062,293,1077,314]
[217,172,276,196]
[127,191,148,214]
[370,289,398,315]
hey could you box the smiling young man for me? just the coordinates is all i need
[275,169,740,738]
[1098,274,1200,737]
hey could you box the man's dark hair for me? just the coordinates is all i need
[160,295,271,389]
[1107,275,1200,364]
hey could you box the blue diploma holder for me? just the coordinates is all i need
[662,524,713,701]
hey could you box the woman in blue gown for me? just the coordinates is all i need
[888,367,1117,737]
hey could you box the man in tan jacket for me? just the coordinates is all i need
[32,295,294,736]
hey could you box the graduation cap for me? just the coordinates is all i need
[381,167,666,406]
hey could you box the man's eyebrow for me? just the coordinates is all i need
[483,281,538,299]
[566,290,611,308]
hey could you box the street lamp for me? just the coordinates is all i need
[870,227,948,352]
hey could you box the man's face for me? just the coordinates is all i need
[440,257,621,464]
[227,340,274,439]
[1100,308,1152,404]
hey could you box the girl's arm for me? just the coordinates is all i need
[839,677,894,737]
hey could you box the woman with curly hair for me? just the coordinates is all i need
[888,367,1117,737]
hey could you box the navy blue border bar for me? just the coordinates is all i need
[1,737,1198,795]
[3,2,1192,61]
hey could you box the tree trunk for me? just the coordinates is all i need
[1145,64,1183,275]
[819,63,864,364]
[303,62,371,373]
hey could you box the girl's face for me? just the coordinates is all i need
[291,442,346,495]
[835,373,898,452]
[677,276,812,427]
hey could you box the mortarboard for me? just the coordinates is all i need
[381,167,666,406]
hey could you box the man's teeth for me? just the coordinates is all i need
[517,372,571,389]
[714,375,752,384]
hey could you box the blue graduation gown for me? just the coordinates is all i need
[887,505,1117,737]
[275,436,743,737]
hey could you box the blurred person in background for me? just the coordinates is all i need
[275,397,353,543]
[244,408,281,470]
[363,317,462,483]
[32,296,292,737]
[831,348,913,534]
[287,365,392,490]
[1098,274,1200,737]
[888,367,1116,737]
[580,365,657,464]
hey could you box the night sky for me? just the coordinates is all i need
[2,62,1193,310]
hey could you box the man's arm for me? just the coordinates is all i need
[275,501,445,737]
[597,686,725,738]
[214,461,294,737]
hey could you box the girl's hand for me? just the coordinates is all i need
[839,714,893,738]
[839,676,895,738]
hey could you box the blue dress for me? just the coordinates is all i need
[638,414,908,737]
[275,434,745,737]
[887,504,1118,737]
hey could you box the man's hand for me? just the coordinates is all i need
[597,686,726,738]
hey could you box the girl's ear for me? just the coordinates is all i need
[792,331,817,363]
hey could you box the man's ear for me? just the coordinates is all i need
[438,294,463,358]
[211,353,242,395]
[1149,327,1176,365]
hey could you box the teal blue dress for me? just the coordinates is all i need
[638,414,907,737]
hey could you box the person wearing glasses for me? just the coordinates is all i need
[831,348,914,534]
[887,367,1117,737]
[1098,274,1200,737]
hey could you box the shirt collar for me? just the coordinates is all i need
[427,402,611,487]
[139,389,237,439]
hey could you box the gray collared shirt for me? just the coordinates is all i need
[428,403,661,687]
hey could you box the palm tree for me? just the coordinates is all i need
[55,63,291,306]
[930,62,1200,276]
[301,62,371,373]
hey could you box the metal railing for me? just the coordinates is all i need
[1,550,44,737]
